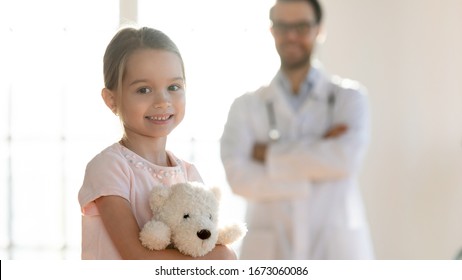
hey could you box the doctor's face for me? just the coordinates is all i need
[270,1,320,70]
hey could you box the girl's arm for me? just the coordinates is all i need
[95,195,237,260]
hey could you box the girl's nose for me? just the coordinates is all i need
[153,90,171,108]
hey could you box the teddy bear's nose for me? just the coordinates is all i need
[197,229,211,240]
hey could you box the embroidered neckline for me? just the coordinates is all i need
[118,144,183,180]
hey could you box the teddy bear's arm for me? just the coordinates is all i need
[217,223,247,245]
[139,220,171,250]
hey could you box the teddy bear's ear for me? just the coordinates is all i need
[210,186,221,201]
[149,186,172,211]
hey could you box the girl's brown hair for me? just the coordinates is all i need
[103,26,185,92]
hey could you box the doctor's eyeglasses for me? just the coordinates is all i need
[271,21,318,36]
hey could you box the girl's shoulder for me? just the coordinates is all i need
[166,150,190,168]
[83,143,137,181]
[86,143,128,168]
[166,151,203,183]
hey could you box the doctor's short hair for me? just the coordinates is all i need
[270,0,323,24]
[103,26,185,91]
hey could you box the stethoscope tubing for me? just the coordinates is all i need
[266,89,336,141]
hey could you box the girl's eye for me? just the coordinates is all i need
[137,87,152,94]
[168,84,181,91]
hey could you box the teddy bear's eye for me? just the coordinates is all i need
[209,214,213,220]
[183,214,190,219]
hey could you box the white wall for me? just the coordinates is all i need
[319,0,462,259]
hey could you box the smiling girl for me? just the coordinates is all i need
[78,27,236,260]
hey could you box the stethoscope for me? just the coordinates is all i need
[266,101,281,141]
[266,89,336,142]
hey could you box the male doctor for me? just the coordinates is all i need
[220,0,374,259]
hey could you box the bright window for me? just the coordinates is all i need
[0,0,119,259]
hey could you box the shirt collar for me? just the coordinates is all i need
[276,66,319,95]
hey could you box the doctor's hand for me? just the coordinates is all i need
[324,124,348,139]
[252,143,267,163]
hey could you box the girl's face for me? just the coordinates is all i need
[118,49,185,140]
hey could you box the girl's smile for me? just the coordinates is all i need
[145,113,174,123]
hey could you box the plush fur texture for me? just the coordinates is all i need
[139,182,247,257]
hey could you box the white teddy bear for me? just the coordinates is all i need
[139,182,247,257]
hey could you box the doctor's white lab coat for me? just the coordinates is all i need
[220,67,374,259]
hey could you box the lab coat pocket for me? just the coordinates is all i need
[239,229,276,260]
